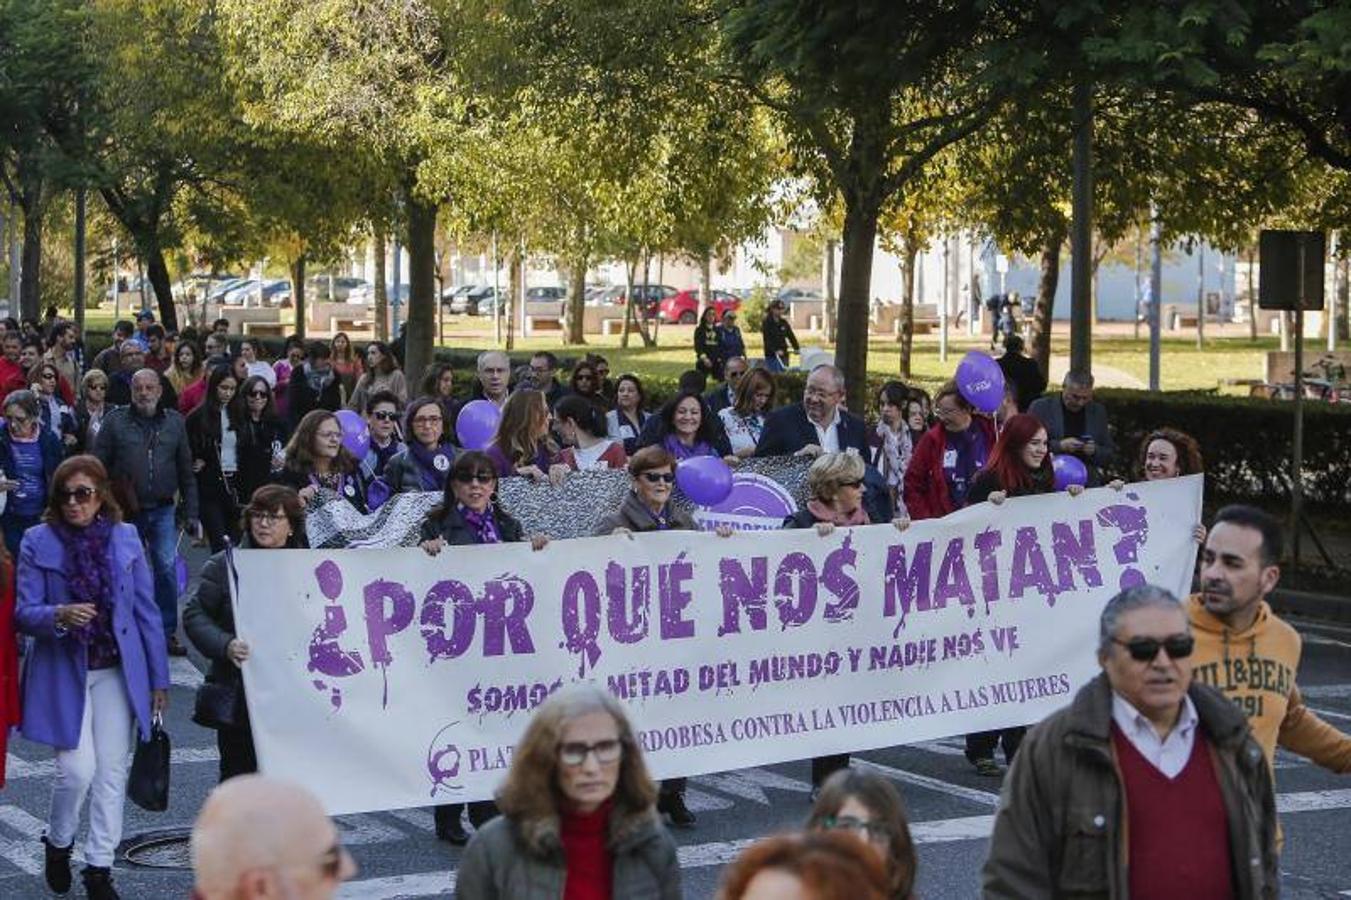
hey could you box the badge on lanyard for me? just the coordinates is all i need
[343,482,356,498]
[433,453,450,472]
[942,448,958,469]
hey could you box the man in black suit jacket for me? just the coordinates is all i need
[703,356,749,415]
[755,364,868,457]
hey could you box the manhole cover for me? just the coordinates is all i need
[121,828,194,869]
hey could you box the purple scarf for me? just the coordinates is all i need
[51,515,121,669]
[663,434,715,461]
[409,442,455,491]
[459,505,501,544]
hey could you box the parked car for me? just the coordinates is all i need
[525,286,567,302]
[441,285,475,308]
[345,283,410,305]
[220,279,262,306]
[658,289,742,324]
[776,287,824,304]
[202,278,248,303]
[457,285,499,315]
[306,275,370,302]
[589,284,675,319]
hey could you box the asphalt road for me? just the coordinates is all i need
[1,603,1348,898]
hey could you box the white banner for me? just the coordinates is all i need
[232,476,1202,816]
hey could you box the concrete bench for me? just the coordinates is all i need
[242,322,285,337]
[526,316,562,331]
[600,319,625,336]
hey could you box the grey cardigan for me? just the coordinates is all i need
[454,807,681,900]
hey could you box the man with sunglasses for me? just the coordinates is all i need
[1190,505,1351,777]
[984,584,1277,899]
[191,775,355,899]
[703,355,748,415]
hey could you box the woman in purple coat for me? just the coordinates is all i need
[14,454,169,900]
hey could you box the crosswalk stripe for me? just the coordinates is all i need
[0,805,83,875]
[170,656,205,689]
[5,747,219,781]
[853,757,1001,807]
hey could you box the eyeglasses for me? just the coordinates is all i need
[58,485,97,505]
[454,473,495,485]
[837,479,864,489]
[86,384,107,392]
[247,390,269,399]
[1113,634,1195,662]
[38,371,56,380]
[249,511,287,525]
[821,815,890,843]
[641,472,675,484]
[558,739,623,767]
[370,411,399,422]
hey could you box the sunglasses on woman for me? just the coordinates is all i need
[247,389,270,399]
[641,472,675,484]
[454,472,495,485]
[58,486,97,505]
[370,411,399,422]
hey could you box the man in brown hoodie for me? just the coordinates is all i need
[1191,504,1351,775]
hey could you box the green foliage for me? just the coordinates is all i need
[740,287,773,332]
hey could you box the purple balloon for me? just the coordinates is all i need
[676,456,734,507]
[456,400,502,450]
[1052,454,1089,491]
[175,553,189,595]
[955,351,1006,414]
[335,409,370,457]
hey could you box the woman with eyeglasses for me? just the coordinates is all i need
[569,361,611,415]
[348,340,407,413]
[902,380,996,521]
[15,455,168,900]
[184,485,307,783]
[166,339,204,397]
[420,451,548,845]
[29,361,78,451]
[553,395,626,472]
[785,452,909,790]
[718,367,775,458]
[594,446,730,828]
[279,410,371,513]
[383,397,457,494]
[329,332,363,398]
[486,389,566,485]
[640,391,735,465]
[419,362,461,443]
[0,390,65,561]
[806,769,917,900]
[605,374,650,457]
[75,369,112,452]
[186,366,243,552]
[230,375,288,508]
[455,683,681,900]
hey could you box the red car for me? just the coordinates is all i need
[658,289,742,325]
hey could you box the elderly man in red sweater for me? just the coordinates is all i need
[982,584,1278,899]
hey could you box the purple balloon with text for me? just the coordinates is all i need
[456,400,501,451]
[955,351,1005,413]
[1052,453,1088,491]
[335,409,370,457]
[676,456,734,506]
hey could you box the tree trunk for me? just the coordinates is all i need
[404,192,438,382]
[565,255,587,344]
[1030,227,1065,380]
[18,171,43,322]
[897,235,918,380]
[145,243,178,331]
[620,259,634,349]
[1340,255,1350,341]
[824,238,838,343]
[373,228,388,342]
[290,255,307,339]
[636,253,655,348]
[836,198,881,413]
[504,243,519,352]
[698,252,711,317]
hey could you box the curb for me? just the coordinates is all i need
[1269,588,1351,626]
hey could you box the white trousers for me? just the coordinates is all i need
[48,666,134,868]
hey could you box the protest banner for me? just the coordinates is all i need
[233,476,1202,816]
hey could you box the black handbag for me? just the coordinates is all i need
[128,713,171,812]
[192,680,240,729]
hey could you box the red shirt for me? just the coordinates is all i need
[1112,724,1235,900]
[561,800,613,900]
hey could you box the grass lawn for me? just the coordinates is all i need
[70,304,1277,392]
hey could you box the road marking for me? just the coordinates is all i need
[1301,684,1351,701]
[1276,789,1351,814]
[0,805,84,875]
[336,814,408,846]
[1301,634,1351,651]
[908,739,969,757]
[5,746,219,781]
[170,656,205,689]
[1310,706,1351,723]
[853,758,1001,808]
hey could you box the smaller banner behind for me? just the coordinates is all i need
[233,477,1202,816]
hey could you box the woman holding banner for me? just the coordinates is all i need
[963,412,1074,776]
[639,391,735,464]
[553,396,627,471]
[486,390,565,484]
[280,410,371,513]
[1105,428,1206,543]
[786,452,910,791]
[383,397,457,493]
[183,485,307,782]
[14,455,168,900]
[420,450,548,845]
[455,683,681,900]
[902,381,995,520]
[871,381,914,516]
